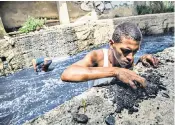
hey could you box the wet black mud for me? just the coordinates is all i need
[105,69,167,114]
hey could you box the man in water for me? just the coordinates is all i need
[32,57,52,72]
[61,22,159,89]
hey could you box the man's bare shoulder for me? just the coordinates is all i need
[88,49,104,61]
[71,49,104,67]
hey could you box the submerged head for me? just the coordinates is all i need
[42,60,52,72]
[109,22,142,68]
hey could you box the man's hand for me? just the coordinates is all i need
[138,54,159,68]
[115,68,146,89]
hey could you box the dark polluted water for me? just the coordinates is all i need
[0,35,174,125]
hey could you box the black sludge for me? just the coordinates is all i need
[105,71,166,114]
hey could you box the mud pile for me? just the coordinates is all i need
[105,70,168,114]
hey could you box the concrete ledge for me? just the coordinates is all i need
[0,13,174,75]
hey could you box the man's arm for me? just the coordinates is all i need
[61,50,116,82]
[61,65,117,82]
[61,51,146,89]
[32,59,37,72]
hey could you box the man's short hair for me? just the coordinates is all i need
[112,22,142,43]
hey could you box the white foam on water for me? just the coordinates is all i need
[52,56,70,63]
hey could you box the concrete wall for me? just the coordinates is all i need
[0,1,138,29]
[0,13,174,76]
[0,1,137,29]
[1,1,173,30]
[0,1,88,29]
[0,1,58,29]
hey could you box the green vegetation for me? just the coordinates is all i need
[19,17,46,33]
[82,99,87,113]
[137,1,174,15]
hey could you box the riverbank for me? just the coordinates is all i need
[24,47,174,125]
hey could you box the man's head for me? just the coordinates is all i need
[42,59,52,72]
[109,22,142,68]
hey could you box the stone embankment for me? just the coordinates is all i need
[0,13,174,76]
[24,47,174,125]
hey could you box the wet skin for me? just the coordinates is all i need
[61,37,159,89]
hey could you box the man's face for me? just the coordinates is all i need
[110,37,140,68]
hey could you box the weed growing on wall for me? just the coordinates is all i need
[19,17,45,33]
[137,1,174,15]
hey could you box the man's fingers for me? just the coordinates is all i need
[154,57,159,67]
[147,55,159,68]
[128,80,137,89]
[152,56,158,67]
[133,76,147,88]
[128,70,147,88]
[142,59,151,67]
[148,55,157,66]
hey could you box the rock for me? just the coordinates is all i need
[80,2,93,11]
[134,103,139,107]
[155,115,163,122]
[105,115,115,125]
[161,92,170,98]
[128,107,139,114]
[158,84,167,90]
[94,2,105,13]
[72,113,88,123]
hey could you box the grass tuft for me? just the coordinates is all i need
[19,17,46,33]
